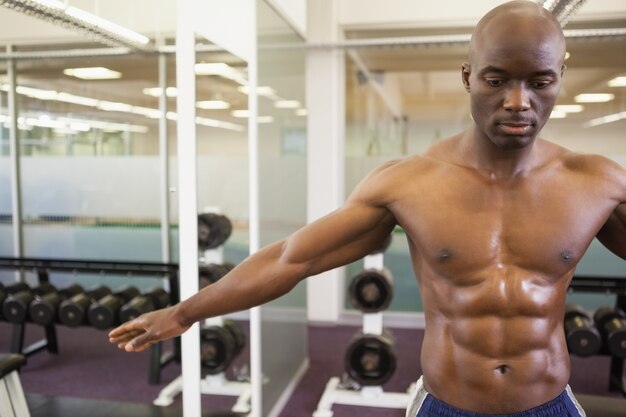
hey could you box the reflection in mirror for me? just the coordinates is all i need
[257,0,308,416]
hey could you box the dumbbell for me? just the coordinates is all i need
[88,285,140,330]
[198,213,233,250]
[344,331,397,386]
[0,282,30,320]
[199,263,235,289]
[348,268,394,313]
[3,282,56,323]
[563,304,601,357]
[594,306,626,359]
[119,287,170,323]
[200,319,246,374]
[29,284,85,326]
[58,285,112,327]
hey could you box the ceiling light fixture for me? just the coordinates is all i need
[63,67,122,80]
[142,87,178,97]
[550,110,567,119]
[584,111,626,128]
[274,100,301,109]
[195,63,247,85]
[0,0,151,50]
[608,76,626,88]
[553,104,584,113]
[574,93,615,103]
[197,100,231,110]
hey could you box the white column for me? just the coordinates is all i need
[306,0,346,323]
[176,1,201,416]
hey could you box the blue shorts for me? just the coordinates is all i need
[406,377,586,417]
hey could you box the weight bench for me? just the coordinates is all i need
[0,354,30,417]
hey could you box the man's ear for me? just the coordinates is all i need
[462,63,471,93]
[561,64,567,78]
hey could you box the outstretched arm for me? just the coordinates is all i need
[109,163,399,351]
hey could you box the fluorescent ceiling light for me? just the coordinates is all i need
[564,51,571,60]
[64,67,122,80]
[274,100,301,109]
[584,111,626,128]
[574,93,615,103]
[257,116,274,124]
[554,104,584,113]
[608,76,626,87]
[97,101,133,112]
[231,110,249,118]
[550,110,567,119]
[295,109,308,116]
[195,63,247,85]
[56,92,99,107]
[197,100,231,110]
[237,86,276,97]
[142,87,178,97]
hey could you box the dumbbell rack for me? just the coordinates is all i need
[0,256,180,385]
[153,245,251,413]
[313,253,415,417]
[569,275,626,396]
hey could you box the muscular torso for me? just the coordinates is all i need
[382,138,625,413]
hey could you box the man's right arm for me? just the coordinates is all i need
[108,161,400,352]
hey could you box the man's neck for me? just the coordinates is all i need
[459,128,538,181]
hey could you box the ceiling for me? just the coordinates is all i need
[0,4,624,137]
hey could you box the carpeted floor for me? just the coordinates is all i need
[0,321,624,417]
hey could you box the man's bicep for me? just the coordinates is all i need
[282,202,396,274]
[596,203,626,260]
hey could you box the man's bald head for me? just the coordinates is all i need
[468,1,566,67]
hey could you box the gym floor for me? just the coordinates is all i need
[0,322,625,417]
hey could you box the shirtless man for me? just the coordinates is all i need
[109,1,626,415]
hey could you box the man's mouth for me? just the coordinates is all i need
[497,121,533,135]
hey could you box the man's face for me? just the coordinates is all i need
[462,24,565,150]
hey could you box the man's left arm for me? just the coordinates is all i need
[596,204,626,260]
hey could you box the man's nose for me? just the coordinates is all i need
[503,84,530,111]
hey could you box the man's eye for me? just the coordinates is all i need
[530,81,551,89]
[486,79,504,87]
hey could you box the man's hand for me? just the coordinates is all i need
[108,305,190,352]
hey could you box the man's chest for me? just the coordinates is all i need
[390,174,618,277]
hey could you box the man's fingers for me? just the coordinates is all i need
[125,331,154,352]
[109,329,144,344]
[108,319,146,338]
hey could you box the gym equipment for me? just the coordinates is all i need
[199,263,235,288]
[348,268,394,313]
[3,283,56,323]
[198,213,233,250]
[344,331,397,386]
[28,284,84,326]
[88,285,140,329]
[0,354,30,417]
[119,287,170,323]
[58,285,112,327]
[200,319,246,375]
[0,283,30,320]
[594,306,626,359]
[564,304,602,357]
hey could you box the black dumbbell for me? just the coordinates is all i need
[3,282,56,323]
[88,285,140,330]
[344,331,397,386]
[29,284,85,326]
[594,306,626,359]
[200,319,246,375]
[348,268,394,313]
[0,282,30,320]
[199,263,235,289]
[58,285,112,327]
[564,304,601,357]
[119,287,170,323]
[198,213,233,250]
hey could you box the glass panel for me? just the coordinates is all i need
[193,41,251,409]
[257,1,308,415]
[343,28,626,313]
[0,65,12,257]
